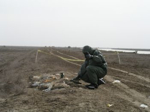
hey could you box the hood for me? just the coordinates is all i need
[82,45,93,54]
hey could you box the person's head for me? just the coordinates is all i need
[82,45,93,54]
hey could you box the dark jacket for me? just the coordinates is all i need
[82,46,107,72]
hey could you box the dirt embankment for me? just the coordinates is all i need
[0,46,150,112]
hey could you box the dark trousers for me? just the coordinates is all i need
[78,62,107,85]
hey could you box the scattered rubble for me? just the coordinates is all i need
[28,73,70,92]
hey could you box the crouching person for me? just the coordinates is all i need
[71,45,107,89]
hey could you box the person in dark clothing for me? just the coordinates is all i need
[71,45,107,89]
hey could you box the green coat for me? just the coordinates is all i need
[78,46,107,85]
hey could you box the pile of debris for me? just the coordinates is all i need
[28,73,70,92]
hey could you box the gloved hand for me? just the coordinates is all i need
[84,52,93,59]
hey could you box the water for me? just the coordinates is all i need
[98,48,150,54]
[137,51,150,54]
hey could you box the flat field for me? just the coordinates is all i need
[0,46,150,112]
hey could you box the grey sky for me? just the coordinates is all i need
[0,0,150,48]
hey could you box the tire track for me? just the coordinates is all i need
[109,67,150,83]
[112,75,150,89]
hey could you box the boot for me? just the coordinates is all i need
[98,78,105,85]
[86,84,98,89]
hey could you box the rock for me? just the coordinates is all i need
[39,83,53,90]
[29,76,41,81]
[42,83,53,92]
[31,82,41,87]
[140,104,148,108]
[28,82,40,88]
[113,80,121,84]
[79,87,83,90]
[64,77,69,80]
[53,81,70,89]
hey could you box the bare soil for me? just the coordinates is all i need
[0,46,150,112]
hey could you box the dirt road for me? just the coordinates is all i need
[0,46,150,112]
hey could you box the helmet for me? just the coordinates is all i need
[82,45,93,54]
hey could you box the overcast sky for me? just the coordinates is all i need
[0,0,150,48]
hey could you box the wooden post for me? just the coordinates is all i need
[117,51,121,64]
[35,50,38,63]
